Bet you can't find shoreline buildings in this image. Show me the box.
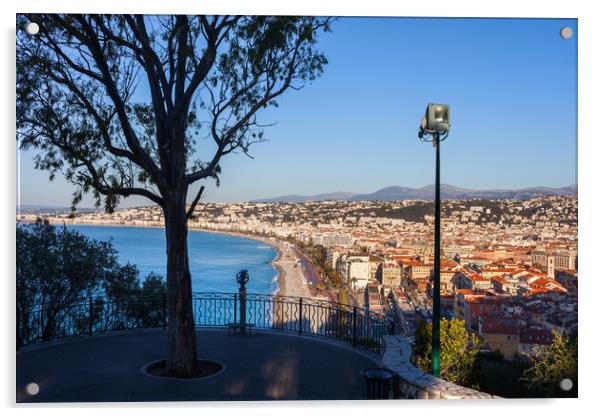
[18,195,577,360]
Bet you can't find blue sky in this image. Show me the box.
[17,17,577,207]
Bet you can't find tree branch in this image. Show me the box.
[186,185,205,219]
[61,15,165,190]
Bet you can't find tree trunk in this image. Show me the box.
[164,191,197,377]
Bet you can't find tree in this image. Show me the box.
[522,331,578,397]
[17,220,115,345]
[17,14,331,376]
[134,272,168,328]
[16,220,156,347]
[473,350,531,398]
[412,318,482,388]
[102,265,168,330]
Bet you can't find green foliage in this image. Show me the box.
[142,272,167,297]
[103,263,141,301]
[522,332,578,398]
[338,289,349,305]
[474,351,531,398]
[16,220,166,346]
[412,318,482,388]
[293,241,342,290]
[412,324,577,398]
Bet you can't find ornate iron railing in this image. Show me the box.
[18,292,394,354]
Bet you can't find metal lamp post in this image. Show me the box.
[236,269,250,335]
[418,103,450,378]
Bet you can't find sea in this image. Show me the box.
[65,225,280,294]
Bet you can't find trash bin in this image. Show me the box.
[361,367,395,399]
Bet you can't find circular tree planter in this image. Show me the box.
[141,359,226,380]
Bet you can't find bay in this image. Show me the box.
[66,225,279,294]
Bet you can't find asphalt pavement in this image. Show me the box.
[17,328,381,402]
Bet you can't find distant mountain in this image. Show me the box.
[254,191,357,203]
[350,184,578,201]
[311,191,358,200]
[253,184,577,203]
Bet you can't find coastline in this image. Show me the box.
[21,219,313,299]
[198,228,312,299]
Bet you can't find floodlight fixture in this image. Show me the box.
[426,103,450,133]
[418,103,450,144]
[415,102,452,379]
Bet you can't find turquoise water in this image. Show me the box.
[66,225,279,294]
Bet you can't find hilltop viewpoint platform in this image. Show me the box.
[17,328,381,402]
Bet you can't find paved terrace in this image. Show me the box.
[17,328,381,402]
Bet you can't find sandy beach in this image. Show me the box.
[200,229,312,299]
[270,239,313,299]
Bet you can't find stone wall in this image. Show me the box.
[382,335,501,399]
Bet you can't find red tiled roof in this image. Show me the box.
[491,275,509,284]
[469,273,488,282]
[520,328,553,345]
[481,317,519,336]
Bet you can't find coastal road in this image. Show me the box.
[291,247,319,290]
[289,246,340,303]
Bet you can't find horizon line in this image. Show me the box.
[17,182,578,210]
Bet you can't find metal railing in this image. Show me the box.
[18,292,394,353]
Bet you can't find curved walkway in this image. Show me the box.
[17,328,380,402]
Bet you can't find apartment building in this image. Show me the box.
[336,253,371,290]
[455,291,508,331]
[531,249,577,271]
[480,317,554,359]
[377,261,402,287]
[313,234,353,248]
